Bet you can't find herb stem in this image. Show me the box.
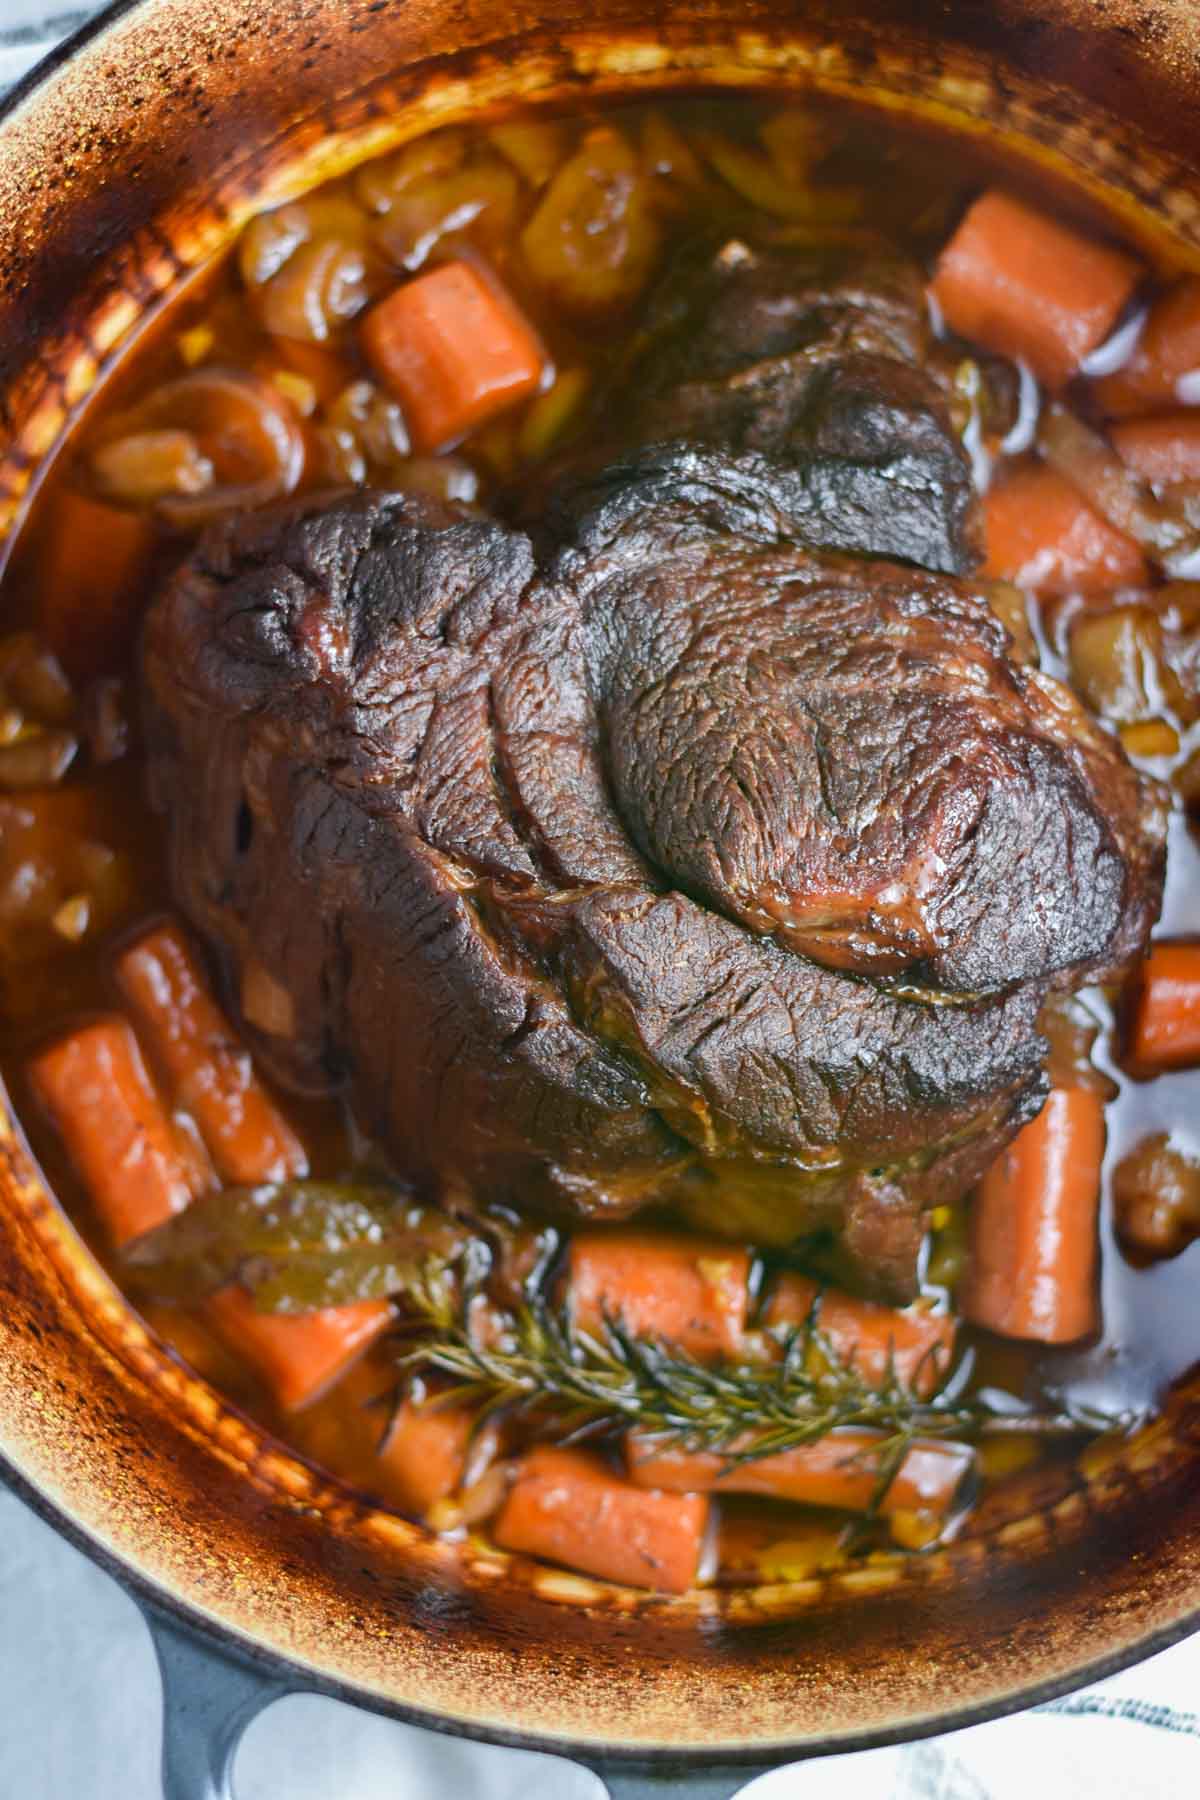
[391,1260,1130,1464]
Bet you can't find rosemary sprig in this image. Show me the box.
[393,1257,1129,1469]
[126,1173,1133,1470]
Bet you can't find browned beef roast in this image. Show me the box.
[141,468,1164,1297]
[140,238,1165,1296]
[554,442,1162,994]
[533,232,981,576]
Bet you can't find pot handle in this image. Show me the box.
[145,1604,292,1799]
[144,1597,779,1800]
[579,1760,779,1798]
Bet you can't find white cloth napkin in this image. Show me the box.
[0,3,89,89]
[1,5,1198,1795]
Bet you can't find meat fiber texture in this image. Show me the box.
[532,232,983,576]
[141,238,1165,1299]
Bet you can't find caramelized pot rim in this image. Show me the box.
[4,1435,1200,1768]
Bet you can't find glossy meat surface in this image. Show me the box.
[557,443,1163,992]
[141,242,1164,1297]
[541,232,982,576]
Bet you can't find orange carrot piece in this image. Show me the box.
[983,464,1148,596]
[764,1274,956,1398]
[38,487,156,681]
[1096,278,1200,415]
[493,1446,709,1593]
[627,1431,973,1521]
[566,1229,750,1361]
[1125,942,1200,1072]
[114,922,307,1186]
[376,1397,475,1517]
[1111,413,1200,487]
[360,260,545,453]
[27,1017,201,1247]
[931,190,1139,390]
[205,1286,391,1412]
[961,1088,1105,1344]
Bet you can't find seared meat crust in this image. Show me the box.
[141,238,1164,1297]
[538,232,982,575]
[142,472,1159,1295]
[557,444,1162,993]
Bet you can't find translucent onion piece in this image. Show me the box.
[394,456,479,505]
[693,130,862,223]
[354,130,467,215]
[115,369,305,527]
[1113,1132,1200,1262]
[325,380,411,469]
[1067,605,1180,725]
[640,112,707,188]
[982,579,1037,666]
[239,194,371,287]
[258,237,373,343]
[999,360,1040,458]
[371,160,520,272]
[239,202,311,287]
[80,678,128,766]
[490,119,567,188]
[91,429,214,506]
[0,632,74,724]
[1079,301,1148,378]
[0,729,78,790]
[759,109,829,180]
[521,127,662,315]
[1040,401,1200,570]
[242,959,296,1037]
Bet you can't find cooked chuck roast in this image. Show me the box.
[141,240,1165,1299]
[536,232,982,576]
[553,442,1161,993]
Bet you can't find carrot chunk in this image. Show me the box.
[931,190,1139,390]
[360,260,545,453]
[627,1431,972,1521]
[1111,413,1200,487]
[205,1286,391,1412]
[493,1446,709,1593]
[1096,278,1200,415]
[764,1274,956,1398]
[983,464,1148,596]
[38,488,156,681]
[1124,942,1200,1072]
[961,1088,1105,1344]
[114,922,307,1185]
[376,1397,475,1517]
[566,1230,750,1361]
[27,1017,201,1246]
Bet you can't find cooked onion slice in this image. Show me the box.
[91,429,214,506]
[0,729,78,790]
[96,369,305,528]
[241,958,296,1038]
[1039,401,1200,574]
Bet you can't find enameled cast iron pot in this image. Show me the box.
[3,2,1200,1794]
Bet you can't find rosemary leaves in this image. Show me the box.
[392,1256,1126,1468]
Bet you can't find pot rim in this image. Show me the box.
[2,0,1199,1766]
[5,1435,1199,1770]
